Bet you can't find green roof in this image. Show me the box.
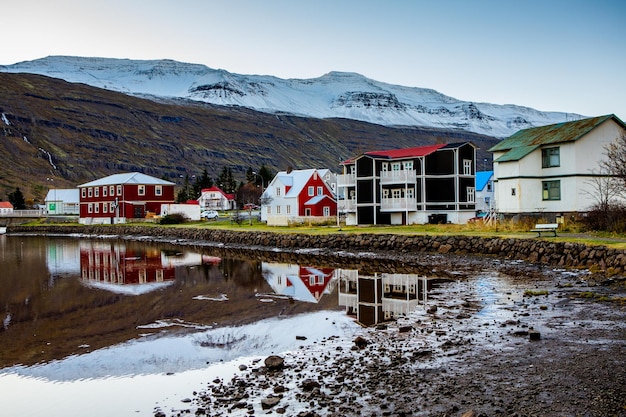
[489,114,625,162]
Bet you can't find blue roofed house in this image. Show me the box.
[475,171,494,213]
[489,114,626,218]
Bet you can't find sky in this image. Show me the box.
[2,0,625,120]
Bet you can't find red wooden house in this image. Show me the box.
[78,172,175,224]
[260,168,337,226]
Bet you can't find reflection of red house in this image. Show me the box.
[78,172,175,224]
[80,243,176,286]
[297,266,335,301]
[264,263,335,303]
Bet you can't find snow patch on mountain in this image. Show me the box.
[1,56,585,137]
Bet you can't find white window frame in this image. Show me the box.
[323,206,330,216]
[308,186,314,196]
[467,187,475,203]
[103,187,107,197]
[463,159,472,175]
[155,185,162,196]
[117,185,122,196]
[317,186,323,196]
[138,185,145,196]
[88,188,93,198]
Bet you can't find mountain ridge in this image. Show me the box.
[1,56,585,138]
[0,72,499,203]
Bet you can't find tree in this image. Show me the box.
[192,169,213,198]
[602,133,626,195]
[8,187,26,209]
[216,167,237,194]
[176,174,192,203]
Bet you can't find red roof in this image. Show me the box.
[200,186,235,200]
[365,143,446,159]
[0,202,13,209]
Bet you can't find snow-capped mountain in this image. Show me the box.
[0,56,584,137]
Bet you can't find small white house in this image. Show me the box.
[489,114,626,215]
[45,189,80,215]
[198,187,235,211]
[0,201,14,214]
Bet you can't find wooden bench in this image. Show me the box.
[530,223,558,237]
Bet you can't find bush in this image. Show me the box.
[582,204,626,233]
[159,213,187,225]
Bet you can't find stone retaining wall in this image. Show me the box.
[6,225,626,275]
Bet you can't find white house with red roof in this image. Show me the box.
[198,186,235,211]
[261,168,337,226]
[338,142,477,225]
[0,201,14,214]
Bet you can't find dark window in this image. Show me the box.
[542,147,560,168]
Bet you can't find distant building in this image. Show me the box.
[261,168,337,226]
[338,142,477,225]
[475,171,494,213]
[490,114,626,216]
[45,189,80,215]
[198,186,235,211]
[78,172,175,224]
[0,201,14,214]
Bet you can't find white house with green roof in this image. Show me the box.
[489,114,626,216]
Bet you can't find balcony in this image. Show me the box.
[380,197,417,212]
[380,169,416,184]
[337,173,356,187]
[338,199,356,212]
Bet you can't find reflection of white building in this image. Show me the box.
[45,189,80,215]
[337,270,430,326]
[46,239,81,277]
[262,262,336,303]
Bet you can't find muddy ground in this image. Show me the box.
[158,252,626,417]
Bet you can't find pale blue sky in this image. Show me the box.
[3,0,624,120]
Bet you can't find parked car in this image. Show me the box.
[201,210,219,220]
[243,203,260,210]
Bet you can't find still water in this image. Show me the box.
[0,234,445,416]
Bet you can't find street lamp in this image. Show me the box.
[252,171,265,190]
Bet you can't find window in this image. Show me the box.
[103,203,108,213]
[391,162,401,171]
[81,188,86,198]
[403,161,413,170]
[317,186,323,195]
[467,187,475,203]
[487,181,492,192]
[138,185,145,196]
[392,189,401,199]
[88,203,93,213]
[276,205,281,214]
[94,203,99,213]
[94,187,99,198]
[110,185,115,196]
[155,185,162,196]
[305,208,311,216]
[110,202,116,212]
[117,185,122,196]
[382,189,389,198]
[382,163,389,172]
[463,159,472,175]
[286,205,291,214]
[542,180,561,200]
[542,147,560,168]
[275,187,281,196]
[323,206,330,216]
[103,187,107,197]
[308,186,314,196]
[88,188,93,198]
[406,188,414,199]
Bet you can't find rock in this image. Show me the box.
[353,336,369,349]
[301,378,322,391]
[264,355,285,370]
[261,396,281,409]
[427,305,438,314]
[529,330,541,341]
[296,335,307,340]
[239,364,248,371]
[399,325,413,333]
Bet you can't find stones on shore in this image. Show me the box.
[264,355,285,371]
[353,335,369,349]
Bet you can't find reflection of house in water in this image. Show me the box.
[262,262,336,303]
[79,242,217,294]
[80,242,177,286]
[337,270,436,326]
[46,240,81,277]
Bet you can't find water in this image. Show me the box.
[0,235,449,416]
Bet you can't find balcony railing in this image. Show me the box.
[380,169,416,184]
[337,173,356,187]
[337,199,356,212]
[380,197,417,211]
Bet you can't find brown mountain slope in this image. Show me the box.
[0,73,499,203]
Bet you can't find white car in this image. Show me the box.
[201,210,219,220]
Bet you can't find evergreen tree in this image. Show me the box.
[8,187,26,209]
[217,167,237,193]
[192,169,213,198]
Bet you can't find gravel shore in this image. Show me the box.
[158,257,626,417]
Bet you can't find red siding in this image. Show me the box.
[297,175,337,217]
[79,183,175,219]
